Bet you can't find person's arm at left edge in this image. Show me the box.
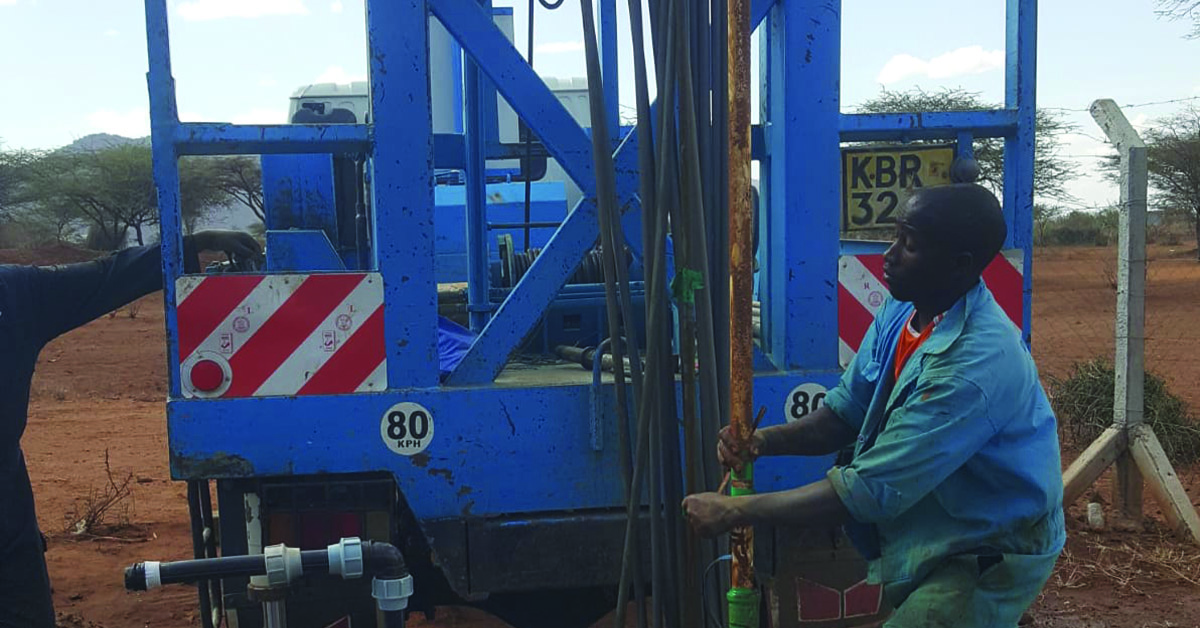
[29,230,261,343]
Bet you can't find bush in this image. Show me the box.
[1049,358,1200,465]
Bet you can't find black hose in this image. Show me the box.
[126,555,267,590]
[125,543,404,591]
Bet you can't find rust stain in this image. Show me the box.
[410,453,431,468]
[428,467,453,482]
[460,500,475,517]
[457,485,473,497]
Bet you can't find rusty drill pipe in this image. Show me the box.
[727,0,758,620]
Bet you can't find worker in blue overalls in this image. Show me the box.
[0,230,260,628]
[683,183,1064,627]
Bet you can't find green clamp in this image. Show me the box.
[670,268,704,305]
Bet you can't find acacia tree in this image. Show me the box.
[1144,107,1200,258]
[856,87,1079,202]
[212,156,264,222]
[1157,0,1200,37]
[23,145,229,249]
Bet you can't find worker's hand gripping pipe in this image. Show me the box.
[123,538,412,628]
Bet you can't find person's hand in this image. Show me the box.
[190,230,263,262]
[682,493,739,538]
[718,425,766,473]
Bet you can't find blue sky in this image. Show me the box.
[0,0,1197,210]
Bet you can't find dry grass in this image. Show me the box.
[1054,522,1200,596]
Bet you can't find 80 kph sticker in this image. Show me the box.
[380,402,435,456]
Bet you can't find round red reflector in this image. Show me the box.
[191,359,225,392]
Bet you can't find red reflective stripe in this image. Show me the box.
[224,275,363,397]
[838,284,876,351]
[983,254,1024,327]
[796,578,841,622]
[843,580,883,618]
[298,305,386,395]
[177,275,264,361]
[856,254,888,286]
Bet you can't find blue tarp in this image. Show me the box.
[437,316,475,380]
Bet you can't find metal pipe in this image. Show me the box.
[187,481,215,628]
[522,0,536,250]
[487,221,563,230]
[726,0,758,618]
[262,600,287,628]
[355,156,370,271]
[465,44,491,332]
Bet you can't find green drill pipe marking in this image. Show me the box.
[727,463,757,626]
[670,268,704,305]
[730,461,754,496]
[727,587,760,628]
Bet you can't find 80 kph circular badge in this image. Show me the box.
[784,383,828,423]
[380,402,435,456]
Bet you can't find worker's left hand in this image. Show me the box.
[190,230,263,262]
[682,492,739,538]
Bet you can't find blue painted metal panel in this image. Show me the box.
[174,123,370,156]
[838,110,1018,142]
[1005,0,1036,344]
[265,231,347,272]
[165,372,838,518]
[261,154,337,234]
[144,0,185,399]
[367,0,440,389]
[762,0,840,371]
[599,0,619,144]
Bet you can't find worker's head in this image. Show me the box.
[882,183,1006,304]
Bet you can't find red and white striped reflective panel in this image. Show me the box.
[175,273,386,398]
[837,250,1024,368]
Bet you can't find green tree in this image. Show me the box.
[1033,203,1062,246]
[1145,107,1200,258]
[1101,106,1200,259]
[21,145,232,249]
[856,87,1080,203]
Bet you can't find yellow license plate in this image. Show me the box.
[841,144,954,232]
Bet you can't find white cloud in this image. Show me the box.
[231,108,286,125]
[876,45,1004,85]
[258,77,279,87]
[104,29,120,37]
[535,41,585,55]
[330,1,343,12]
[0,0,17,6]
[177,0,309,21]
[315,65,366,84]
[86,108,150,138]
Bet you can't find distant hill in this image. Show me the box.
[61,133,151,153]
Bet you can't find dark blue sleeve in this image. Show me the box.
[29,241,199,342]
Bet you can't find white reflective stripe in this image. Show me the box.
[145,561,162,589]
[253,276,380,396]
[838,255,888,315]
[175,276,205,306]
[182,277,291,363]
[1001,248,1025,275]
[839,337,856,370]
[355,360,388,393]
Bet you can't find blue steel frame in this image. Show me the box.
[144,0,1036,571]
